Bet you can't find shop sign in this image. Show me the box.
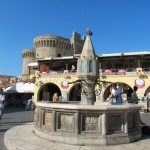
[134,79,145,88]
[61,81,69,89]
[42,78,59,83]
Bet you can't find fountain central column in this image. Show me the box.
[77,29,99,105]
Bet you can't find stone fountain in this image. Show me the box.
[33,29,141,146]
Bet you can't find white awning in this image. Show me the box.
[4,82,34,93]
[27,62,38,67]
[3,86,16,93]
[98,51,150,57]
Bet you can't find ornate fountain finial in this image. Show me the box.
[86,28,93,36]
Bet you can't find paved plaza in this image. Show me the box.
[0,107,34,150]
[0,107,150,150]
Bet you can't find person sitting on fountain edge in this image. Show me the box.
[108,83,122,104]
[52,92,59,102]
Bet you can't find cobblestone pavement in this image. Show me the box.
[0,107,34,150]
[0,107,150,150]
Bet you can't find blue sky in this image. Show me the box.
[0,0,150,76]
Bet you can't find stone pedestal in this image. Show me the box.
[34,102,141,146]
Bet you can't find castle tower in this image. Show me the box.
[70,31,85,54]
[22,48,35,75]
[34,34,74,58]
[21,31,85,76]
[77,29,99,105]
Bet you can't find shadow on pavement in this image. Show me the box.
[0,120,33,125]
[142,125,150,135]
[3,107,33,114]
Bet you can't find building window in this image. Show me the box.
[58,54,61,57]
[81,60,84,73]
[89,60,93,72]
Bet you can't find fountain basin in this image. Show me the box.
[34,102,141,145]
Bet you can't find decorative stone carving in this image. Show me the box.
[108,114,122,133]
[34,103,141,145]
[82,85,92,99]
[82,114,99,132]
[59,114,74,131]
[43,111,52,125]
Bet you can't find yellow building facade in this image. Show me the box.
[33,67,150,103]
[23,31,150,102]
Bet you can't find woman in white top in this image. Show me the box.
[0,93,5,119]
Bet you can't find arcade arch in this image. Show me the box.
[37,83,61,101]
[103,82,132,100]
[145,86,150,95]
[69,83,81,101]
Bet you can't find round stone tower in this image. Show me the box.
[34,34,74,58]
[22,48,35,75]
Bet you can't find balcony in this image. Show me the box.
[37,68,150,78]
[101,68,150,76]
[39,70,77,77]
[101,69,132,75]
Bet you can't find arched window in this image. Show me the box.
[47,40,49,47]
[53,40,55,47]
[89,60,93,72]
[41,40,43,47]
[81,60,85,73]
[44,40,46,46]
[50,40,52,47]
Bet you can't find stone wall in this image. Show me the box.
[22,48,35,75]
[22,31,84,75]
[34,35,74,58]
[34,102,141,145]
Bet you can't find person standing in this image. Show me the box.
[131,86,139,104]
[109,83,122,104]
[0,92,5,120]
[146,92,150,113]
[71,65,75,71]
[127,87,133,103]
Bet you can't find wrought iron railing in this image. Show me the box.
[101,68,150,75]
[40,70,77,77]
[39,68,150,77]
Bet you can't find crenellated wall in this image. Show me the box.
[34,35,73,58]
[22,31,85,75]
[22,48,35,75]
